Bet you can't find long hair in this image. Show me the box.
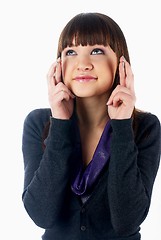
[57,12,130,90]
[43,13,141,147]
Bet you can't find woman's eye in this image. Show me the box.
[91,48,104,55]
[66,49,76,56]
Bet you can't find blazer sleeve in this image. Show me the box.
[22,109,74,228]
[108,113,161,236]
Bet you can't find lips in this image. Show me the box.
[74,75,97,82]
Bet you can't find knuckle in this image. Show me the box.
[57,82,64,88]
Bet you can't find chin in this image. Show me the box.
[74,92,98,98]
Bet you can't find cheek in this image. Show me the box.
[61,66,70,87]
[111,57,118,75]
[61,60,66,78]
[61,60,74,84]
[61,59,72,76]
[61,61,69,84]
[105,60,117,80]
[99,63,113,80]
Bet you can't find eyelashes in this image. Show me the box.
[65,47,105,56]
[91,48,104,55]
[66,49,76,56]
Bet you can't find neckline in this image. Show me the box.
[71,120,111,197]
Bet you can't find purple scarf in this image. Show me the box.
[71,121,111,197]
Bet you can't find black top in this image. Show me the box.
[22,108,161,240]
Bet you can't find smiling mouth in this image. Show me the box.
[74,76,97,82]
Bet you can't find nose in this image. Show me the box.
[77,57,93,71]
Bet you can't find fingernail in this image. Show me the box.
[56,57,61,63]
[121,56,126,68]
[122,55,126,61]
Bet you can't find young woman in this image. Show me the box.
[22,12,161,240]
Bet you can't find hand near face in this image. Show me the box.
[107,56,136,120]
[47,58,75,119]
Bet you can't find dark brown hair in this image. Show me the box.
[43,13,141,148]
[57,12,130,89]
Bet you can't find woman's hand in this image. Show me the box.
[47,58,75,119]
[107,56,136,120]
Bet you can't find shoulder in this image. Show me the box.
[134,110,161,144]
[24,108,51,124]
[23,108,51,134]
[135,110,160,129]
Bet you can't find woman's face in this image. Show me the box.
[61,43,118,98]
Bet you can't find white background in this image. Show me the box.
[0,0,160,239]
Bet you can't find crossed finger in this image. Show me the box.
[47,58,62,88]
[119,56,134,92]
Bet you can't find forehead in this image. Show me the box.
[57,13,127,60]
[62,29,110,48]
[68,38,109,47]
[59,15,113,51]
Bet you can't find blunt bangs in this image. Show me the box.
[57,13,124,57]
